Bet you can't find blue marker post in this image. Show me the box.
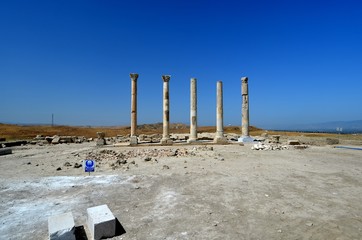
[84,159,95,176]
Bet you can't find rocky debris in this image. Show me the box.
[34,135,45,140]
[198,133,214,140]
[270,135,281,144]
[288,140,300,145]
[226,133,239,141]
[74,163,82,168]
[162,165,170,170]
[85,146,214,163]
[64,162,72,167]
[326,138,339,145]
[251,143,288,151]
[56,167,62,171]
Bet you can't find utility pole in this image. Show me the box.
[52,114,54,127]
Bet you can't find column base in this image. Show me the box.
[238,136,254,143]
[213,137,228,144]
[129,136,138,145]
[187,138,197,144]
[160,138,173,145]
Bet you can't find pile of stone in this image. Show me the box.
[30,135,91,145]
[86,146,214,162]
[251,139,308,150]
[251,142,289,151]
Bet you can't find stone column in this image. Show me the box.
[129,73,138,145]
[161,75,173,145]
[238,76,254,142]
[188,78,197,143]
[214,81,227,144]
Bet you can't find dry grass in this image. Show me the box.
[0,123,360,141]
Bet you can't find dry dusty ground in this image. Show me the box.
[0,140,362,240]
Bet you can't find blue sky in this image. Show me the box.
[1,0,361,129]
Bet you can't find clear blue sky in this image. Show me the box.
[1,0,361,129]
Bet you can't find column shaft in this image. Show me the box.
[161,75,172,144]
[214,81,227,143]
[241,77,249,136]
[188,78,197,142]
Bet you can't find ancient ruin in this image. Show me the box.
[214,81,228,144]
[238,77,254,142]
[161,75,173,145]
[188,78,198,143]
[129,73,139,145]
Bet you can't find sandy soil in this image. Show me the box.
[0,141,362,240]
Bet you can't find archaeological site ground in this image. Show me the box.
[0,123,362,240]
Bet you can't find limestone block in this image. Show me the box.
[87,204,116,240]
[96,138,106,146]
[52,136,60,144]
[129,136,138,145]
[48,212,75,240]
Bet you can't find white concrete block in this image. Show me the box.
[48,212,76,240]
[87,204,116,240]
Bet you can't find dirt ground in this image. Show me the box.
[0,139,362,240]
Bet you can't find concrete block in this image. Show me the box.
[0,148,12,155]
[87,204,116,240]
[48,212,76,240]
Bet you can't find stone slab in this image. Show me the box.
[87,204,116,240]
[0,148,12,156]
[48,212,76,240]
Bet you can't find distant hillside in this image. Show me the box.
[283,120,362,133]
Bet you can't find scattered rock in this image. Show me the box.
[306,222,314,227]
[74,163,82,168]
[27,162,32,165]
[64,162,72,167]
[144,157,152,162]
[163,165,170,170]
[116,159,127,165]
[56,167,62,171]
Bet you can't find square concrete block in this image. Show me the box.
[87,204,116,240]
[48,212,76,240]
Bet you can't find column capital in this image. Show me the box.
[130,73,139,81]
[162,75,171,82]
[241,77,248,83]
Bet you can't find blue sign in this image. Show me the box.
[84,160,95,172]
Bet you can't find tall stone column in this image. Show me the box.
[129,73,138,145]
[214,81,228,144]
[188,78,198,143]
[161,75,173,145]
[238,76,254,142]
